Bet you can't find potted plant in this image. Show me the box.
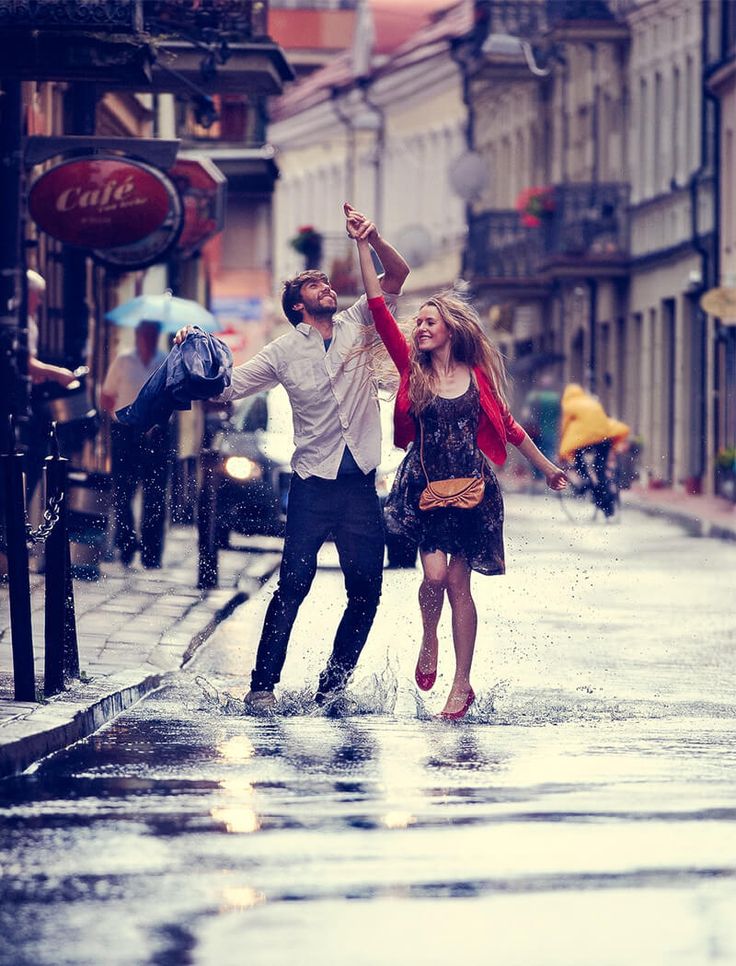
[515,186,555,228]
[290,225,323,269]
[715,446,736,501]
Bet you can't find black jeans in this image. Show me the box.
[250,471,384,694]
[111,424,170,567]
[574,439,614,516]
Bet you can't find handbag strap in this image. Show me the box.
[418,415,486,485]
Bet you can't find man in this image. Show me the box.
[23,271,78,502]
[176,203,409,711]
[100,320,169,567]
[26,271,77,390]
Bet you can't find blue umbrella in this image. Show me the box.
[105,291,217,332]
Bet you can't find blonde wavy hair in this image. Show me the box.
[342,292,510,412]
[407,292,509,413]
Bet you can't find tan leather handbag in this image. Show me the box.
[417,418,486,511]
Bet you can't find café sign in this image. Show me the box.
[28,157,176,249]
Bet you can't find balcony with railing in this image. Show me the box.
[144,0,269,38]
[485,0,619,40]
[0,0,292,93]
[466,212,546,284]
[465,182,630,286]
[482,1,626,64]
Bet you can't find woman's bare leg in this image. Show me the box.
[416,549,448,675]
[441,555,477,714]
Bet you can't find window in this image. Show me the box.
[685,55,694,174]
[638,78,648,200]
[654,72,663,193]
[672,66,681,186]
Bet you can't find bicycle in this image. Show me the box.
[557,446,622,523]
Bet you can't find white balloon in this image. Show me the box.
[448,151,489,202]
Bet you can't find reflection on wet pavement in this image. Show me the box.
[2,674,736,966]
[2,500,736,965]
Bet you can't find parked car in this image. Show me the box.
[210,385,294,544]
[209,386,418,567]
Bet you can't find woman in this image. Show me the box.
[350,212,566,719]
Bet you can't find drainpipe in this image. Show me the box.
[690,0,720,484]
[331,88,356,205]
[588,42,600,184]
[587,276,598,394]
[587,41,600,396]
[356,78,385,229]
[449,38,477,279]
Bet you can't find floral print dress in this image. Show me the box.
[384,378,506,576]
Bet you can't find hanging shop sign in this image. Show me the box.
[92,177,184,271]
[28,157,176,249]
[169,157,226,256]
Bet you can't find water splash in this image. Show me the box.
[193,661,402,719]
[193,667,513,724]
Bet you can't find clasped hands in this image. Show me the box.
[344,202,377,244]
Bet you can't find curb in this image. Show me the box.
[622,494,736,543]
[0,668,166,779]
[0,553,281,780]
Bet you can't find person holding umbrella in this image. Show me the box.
[102,292,220,567]
[100,319,168,567]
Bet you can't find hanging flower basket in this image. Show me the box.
[515,186,555,228]
[290,225,323,268]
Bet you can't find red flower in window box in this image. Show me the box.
[516,186,555,226]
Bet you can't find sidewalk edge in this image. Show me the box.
[0,670,166,780]
[622,494,736,542]
[0,561,279,780]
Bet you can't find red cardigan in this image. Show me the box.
[368,296,525,466]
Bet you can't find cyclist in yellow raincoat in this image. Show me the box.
[559,384,629,517]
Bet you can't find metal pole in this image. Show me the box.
[1,79,29,424]
[588,277,598,395]
[61,84,98,369]
[1,417,36,701]
[44,426,78,695]
[197,447,219,589]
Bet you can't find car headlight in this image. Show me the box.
[224,456,262,481]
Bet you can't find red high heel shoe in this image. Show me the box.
[415,664,437,691]
[439,688,475,720]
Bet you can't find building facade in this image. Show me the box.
[462,0,730,495]
[269,1,473,310]
[706,0,736,495]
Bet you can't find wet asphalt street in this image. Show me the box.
[1,494,736,966]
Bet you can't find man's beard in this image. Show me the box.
[305,294,336,320]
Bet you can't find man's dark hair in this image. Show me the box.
[281,270,330,326]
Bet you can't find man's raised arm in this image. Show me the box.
[343,203,409,295]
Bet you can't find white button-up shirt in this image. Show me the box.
[220,293,398,479]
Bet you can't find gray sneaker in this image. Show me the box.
[243,689,276,713]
